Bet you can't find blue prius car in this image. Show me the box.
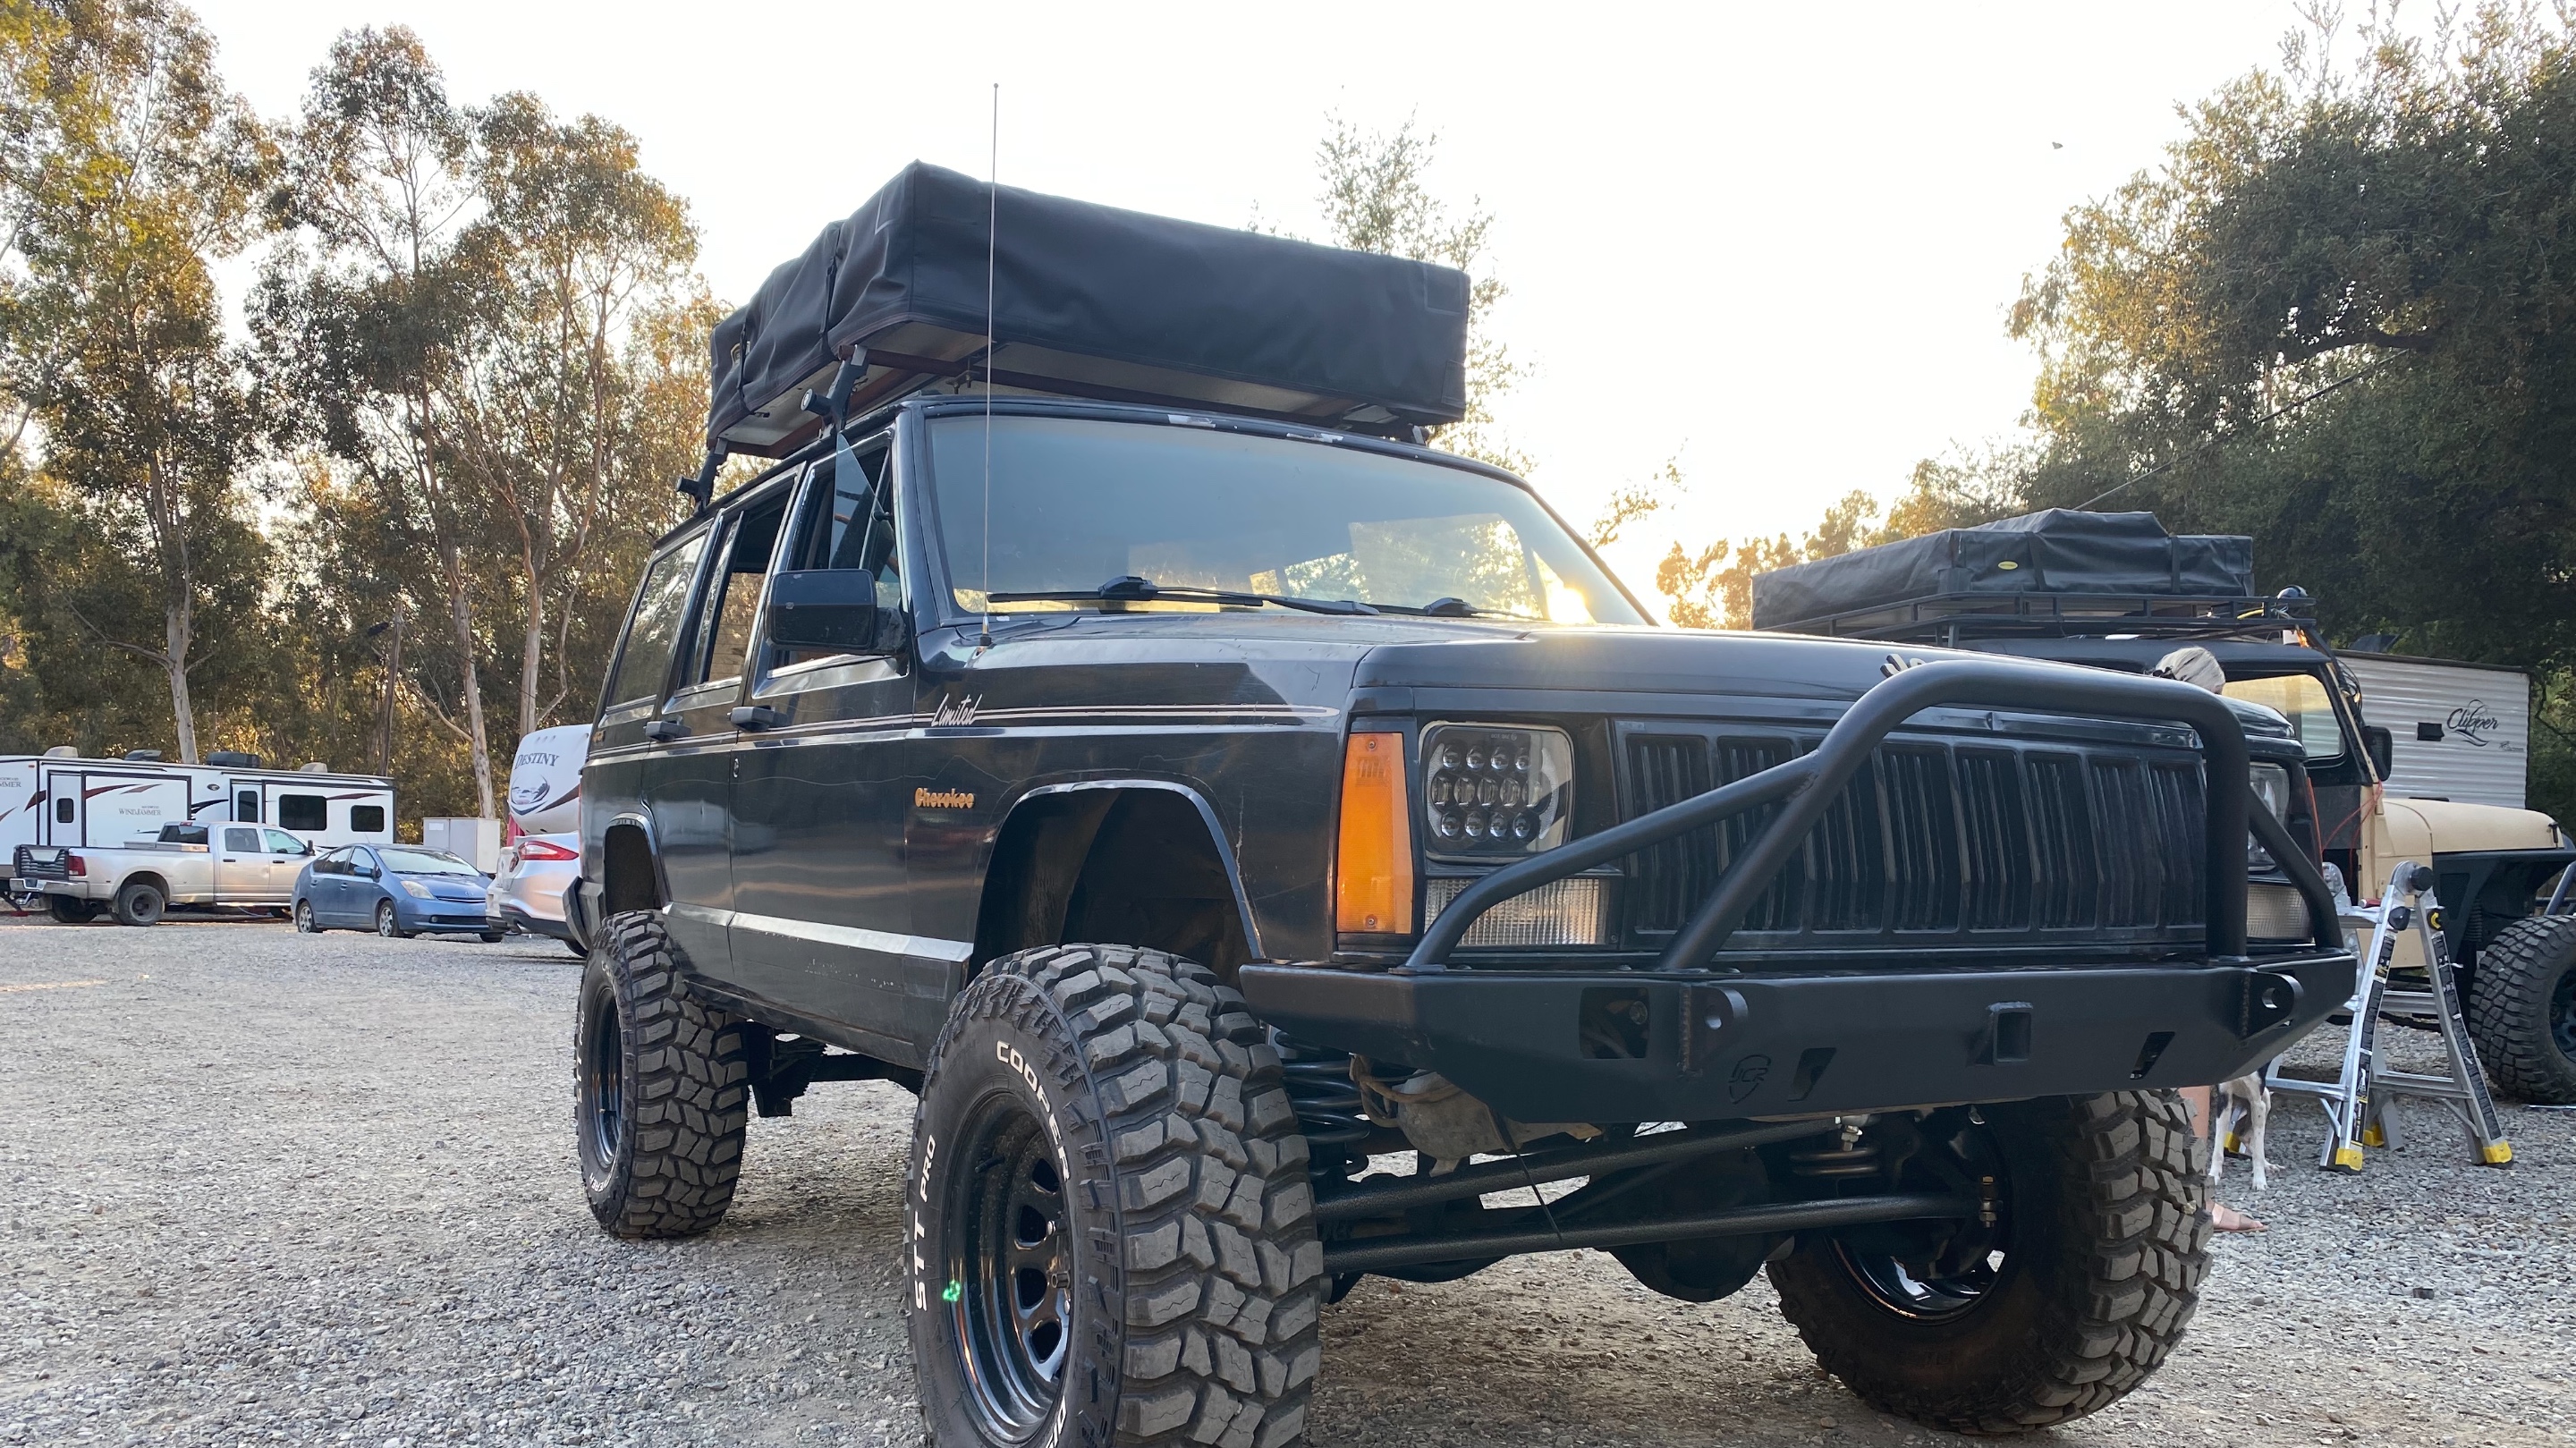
[293,844,501,940]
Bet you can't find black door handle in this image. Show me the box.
[730,706,787,731]
[642,718,688,741]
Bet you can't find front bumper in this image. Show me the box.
[1241,951,2355,1122]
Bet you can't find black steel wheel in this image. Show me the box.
[573,910,750,1237]
[940,1091,1074,1439]
[910,944,1324,1448]
[1768,1093,2210,1435]
[375,899,410,938]
[2467,914,2576,1104]
[47,895,97,925]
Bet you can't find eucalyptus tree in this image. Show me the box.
[2,0,267,764]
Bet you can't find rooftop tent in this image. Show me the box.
[1749,509,2258,632]
[706,161,1472,455]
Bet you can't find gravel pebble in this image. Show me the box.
[2,917,2570,1446]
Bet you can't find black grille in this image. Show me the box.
[1620,727,2206,953]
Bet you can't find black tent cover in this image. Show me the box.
[1749,509,2258,631]
[706,162,1471,454]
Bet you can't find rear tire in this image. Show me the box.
[1768,1091,2210,1434]
[2467,914,2576,1104]
[564,938,589,958]
[47,895,98,925]
[293,899,321,933]
[909,944,1324,1448]
[575,910,751,1238]
[479,929,506,943]
[113,880,165,927]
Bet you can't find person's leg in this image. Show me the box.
[2182,1084,2265,1232]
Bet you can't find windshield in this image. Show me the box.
[2220,671,2347,761]
[925,416,1642,623]
[377,848,480,876]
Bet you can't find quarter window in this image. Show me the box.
[277,794,327,831]
[605,530,710,708]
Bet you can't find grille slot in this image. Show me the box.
[1619,727,2205,953]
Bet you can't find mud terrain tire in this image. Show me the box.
[2468,914,2576,1104]
[1768,1091,2210,1434]
[575,910,751,1238]
[909,944,1324,1448]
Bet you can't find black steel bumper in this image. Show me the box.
[1241,951,2354,1122]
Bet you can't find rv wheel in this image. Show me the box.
[112,880,165,927]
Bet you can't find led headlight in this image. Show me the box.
[2247,762,2292,868]
[1420,724,1572,859]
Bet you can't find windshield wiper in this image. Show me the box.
[986,576,1504,619]
[987,575,1386,616]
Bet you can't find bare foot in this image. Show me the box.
[2210,1204,2267,1233]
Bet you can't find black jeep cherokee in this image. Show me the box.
[566,165,2352,1448]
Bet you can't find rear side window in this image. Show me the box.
[225,826,260,851]
[349,804,386,834]
[277,794,326,831]
[606,531,710,708]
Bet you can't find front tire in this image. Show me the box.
[113,880,165,927]
[1768,1092,2210,1435]
[910,944,1324,1448]
[2467,914,2576,1104]
[575,910,751,1238]
[376,900,411,938]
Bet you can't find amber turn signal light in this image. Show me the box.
[1335,729,1415,936]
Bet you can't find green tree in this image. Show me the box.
[0,0,267,764]
[1295,114,1527,473]
[2005,2,2576,818]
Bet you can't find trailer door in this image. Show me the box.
[75,773,190,844]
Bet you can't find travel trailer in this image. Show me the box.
[3,749,393,908]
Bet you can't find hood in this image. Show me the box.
[1355,625,2081,703]
[2384,795,2563,853]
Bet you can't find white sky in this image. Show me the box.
[191,0,2311,599]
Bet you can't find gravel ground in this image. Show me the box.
[3,916,2571,1448]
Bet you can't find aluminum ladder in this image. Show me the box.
[2266,861,2512,1172]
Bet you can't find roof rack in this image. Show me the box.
[1774,590,2319,645]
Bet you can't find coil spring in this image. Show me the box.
[1269,1029,1371,1166]
[1789,1124,1884,1179]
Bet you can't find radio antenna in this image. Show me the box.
[978,82,998,653]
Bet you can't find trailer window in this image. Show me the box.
[349,804,386,834]
[55,797,72,824]
[2221,672,2346,762]
[234,790,259,822]
[605,530,709,708]
[277,794,327,831]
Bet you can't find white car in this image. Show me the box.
[486,832,582,953]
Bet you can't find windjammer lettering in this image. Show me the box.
[914,786,976,809]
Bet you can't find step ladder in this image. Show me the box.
[2265,862,2512,1173]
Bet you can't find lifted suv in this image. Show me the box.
[571,388,2352,1444]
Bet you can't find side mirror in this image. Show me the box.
[2362,724,2394,781]
[766,570,885,653]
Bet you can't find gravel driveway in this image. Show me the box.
[4,917,2571,1448]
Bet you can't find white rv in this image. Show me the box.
[4,749,394,907]
[2339,652,2536,810]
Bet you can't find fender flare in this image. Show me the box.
[596,809,673,916]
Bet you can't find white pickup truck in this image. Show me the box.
[12,822,316,926]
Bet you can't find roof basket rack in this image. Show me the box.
[1776,590,2319,645]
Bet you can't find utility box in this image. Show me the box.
[422,817,503,873]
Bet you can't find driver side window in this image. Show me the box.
[773,439,900,668]
[693,490,793,686]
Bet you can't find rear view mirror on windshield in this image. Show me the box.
[765,570,883,653]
